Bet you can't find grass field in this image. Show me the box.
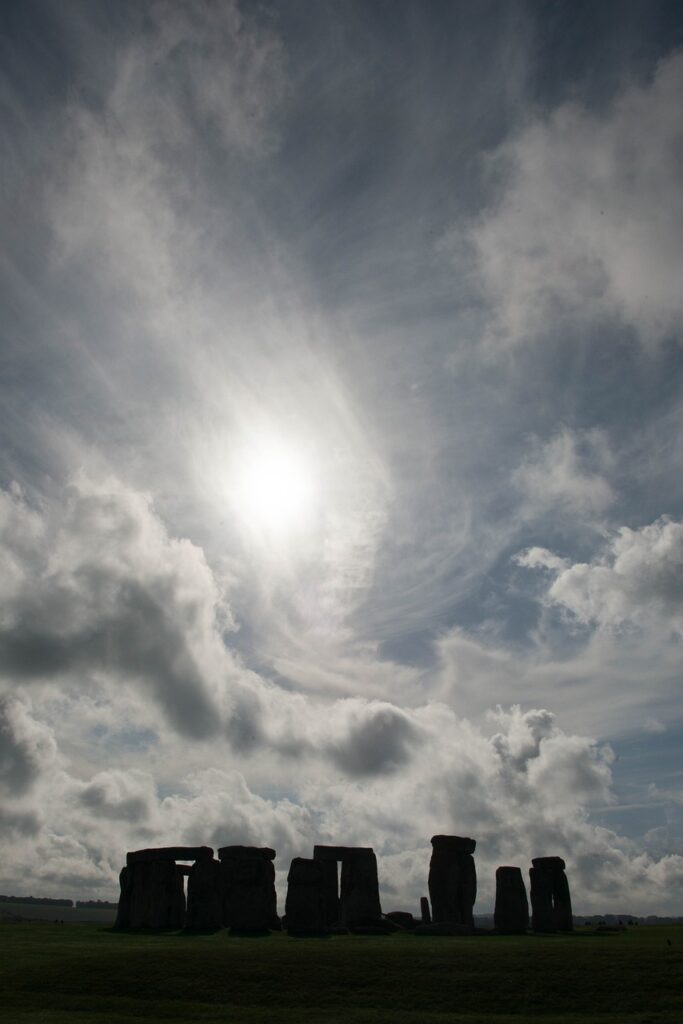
[1,922,681,1024]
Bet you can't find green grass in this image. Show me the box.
[1,923,681,1024]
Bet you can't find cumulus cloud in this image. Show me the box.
[518,515,683,633]
[326,700,422,777]
[0,477,235,738]
[471,50,683,347]
[0,478,443,779]
[0,688,679,915]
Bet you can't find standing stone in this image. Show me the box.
[126,859,186,929]
[494,866,529,933]
[318,859,340,926]
[552,865,573,931]
[114,866,132,929]
[285,857,327,933]
[185,858,223,931]
[314,845,382,927]
[218,846,278,930]
[420,896,431,924]
[339,849,382,926]
[530,857,573,933]
[428,835,477,931]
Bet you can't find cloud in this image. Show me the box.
[0,477,234,738]
[0,687,679,914]
[53,0,286,298]
[513,428,614,520]
[471,50,683,347]
[326,700,422,777]
[0,478,445,779]
[0,695,57,797]
[77,770,157,823]
[518,515,683,633]
[515,547,569,573]
[434,621,681,740]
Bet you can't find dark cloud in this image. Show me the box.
[78,771,154,823]
[0,696,56,796]
[330,702,421,777]
[0,481,228,739]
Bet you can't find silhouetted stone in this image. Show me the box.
[125,859,185,929]
[529,866,553,932]
[127,846,213,865]
[314,845,382,927]
[318,859,340,926]
[552,866,573,931]
[185,858,222,931]
[114,866,132,929]
[420,896,431,924]
[218,845,275,861]
[494,866,529,934]
[339,848,382,926]
[532,856,565,870]
[530,857,573,932]
[219,846,278,930]
[428,835,477,931]
[386,911,416,929]
[285,857,326,934]
[314,844,373,861]
[431,835,476,855]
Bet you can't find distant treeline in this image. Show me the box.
[75,900,118,909]
[0,895,73,907]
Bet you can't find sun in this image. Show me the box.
[230,435,319,540]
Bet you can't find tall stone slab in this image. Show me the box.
[185,858,223,931]
[314,845,382,926]
[114,866,132,929]
[494,866,529,933]
[125,859,186,929]
[218,846,278,930]
[318,859,340,926]
[428,835,477,931]
[285,857,326,933]
[552,864,573,931]
[339,849,382,926]
[530,857,573,932]
[420,896,431,924]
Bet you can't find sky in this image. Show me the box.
[1,0,682,915]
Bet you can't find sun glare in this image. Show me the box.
[231,436,318,540]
